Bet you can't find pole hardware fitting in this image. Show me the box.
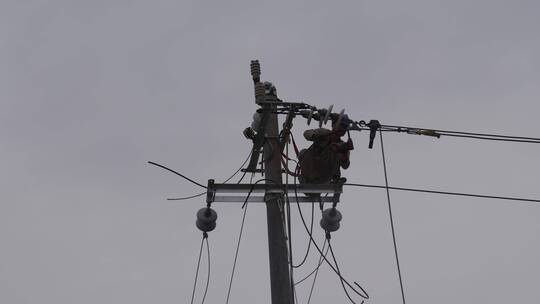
[367,119,381,149]
[320,207,342,233]
[206,179,216,205]
[196,206,218,233]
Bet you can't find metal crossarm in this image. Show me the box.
[212,195,338,203]
[205,179,343,204]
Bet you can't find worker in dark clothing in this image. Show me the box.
[298,115,353,185]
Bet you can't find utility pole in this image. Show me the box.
[198,61,341,303]
[255,61,293,304]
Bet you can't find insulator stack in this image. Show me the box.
[255,82,266,104]
[250,60,261,83]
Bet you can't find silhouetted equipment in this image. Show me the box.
[196,207,217,232]
[320,207,343,232]
[367,120,381,149]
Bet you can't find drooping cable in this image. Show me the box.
[284,141,296,304]
[190,233,209,304]
[294,238,329,286]
[293,164,369,302]
[168,150,252,200]
[343,183,540,204]
[379,130,406,304]
[378,123,540,144]
[168,192,206,201]
[223,150,253,183]
[200,237,211,304]
[306,238,328,304]
[327,236,368,304]
[293,199,315,269]
[225,177,269,304]
[148,161,207,189]
[380,123,540,142]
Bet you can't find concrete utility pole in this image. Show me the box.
[201,61,340,303]
[263,99,293,304]
[251,60,293,304]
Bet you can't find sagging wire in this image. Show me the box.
[190,232,211,304]
[225,177,273,304]
[292,199,315,269]
[284,140,296,304]
[148,161,207,189]
[327,236,370,303]
[294,237,329,286]
[377,123,540,144]
[168,150,253,200]
[293,163,369,303]
[379,130,406,304]
[307,239,328,304]
[342,184,540,204]
[168,192,206,201]
[201,236,211,304]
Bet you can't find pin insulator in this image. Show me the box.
[196,207,217,232]
[320,207,342,232]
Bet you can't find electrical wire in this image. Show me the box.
[224,150,253,183]
[190,233,209,304]
[380,123,540,141]
[225,177,269,304]
[328,237,367,304]
[307,239,328,304]
[168,150,252,200]
[293,199,315,269]
[294,238,329,286]
[293,164,369,302]
[343,183,540,204]
[201,237,211,304]
[168,192,206,201]
[284,141,296,304]
[379,131,406,304]
[148,161,207,189]
[378,124,540,144]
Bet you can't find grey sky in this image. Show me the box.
[1,0,539,303]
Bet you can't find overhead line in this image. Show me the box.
[344,183,540,204]
[380,124,540,142]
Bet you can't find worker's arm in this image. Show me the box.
[340,151,350,169]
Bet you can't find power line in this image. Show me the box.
[379,124,540,144]
[167,151,252,200]
[168,192,206,201]
[225,176,267,304]
[190,233,209,304]
[148,161,207,189]
[201,237,211,304]
[328,238,368,304]
[292,201,315,269]
[343,183,540,204]
[294,237,329,286]
[307,238,328,304]
[380,123,540,141]
[292,165,369,303]
[379,131,407,304]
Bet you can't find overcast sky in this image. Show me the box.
[1,1,539,303]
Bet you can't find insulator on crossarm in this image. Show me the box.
[196,207,217,232]
[320,207,342,232]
